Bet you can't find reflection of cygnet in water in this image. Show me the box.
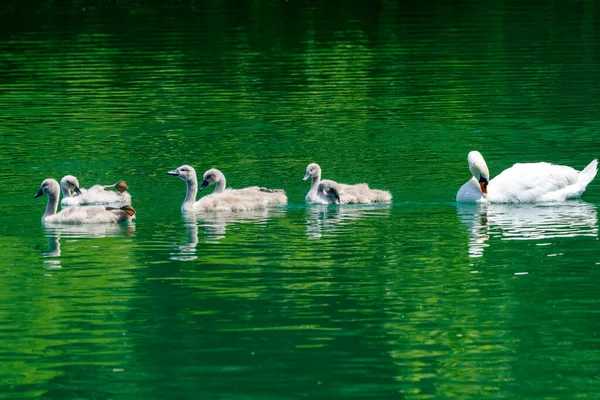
[43,223,136,239]
[41,223,136,268]
[306,203,391,239]
[457,202,598,257]
[43,235,62,269]
[170,209,283,258]
[195,208,279,241]
[170,214,199,261]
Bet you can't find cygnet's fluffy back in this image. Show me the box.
[196,168,287,212]
[317,180,392,204]
[303,163,392,204]
[60,175,132,206]
[196,187,287,212]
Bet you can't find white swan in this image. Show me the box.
[35,179,136,224]
[457,151,598,203]
[60,175,131,206]
[302,163,392,204]
[167,165,287,212]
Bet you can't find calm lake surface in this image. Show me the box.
[1,1,600,399]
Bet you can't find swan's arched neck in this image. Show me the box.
[61,186,72,198]
[182,178,198,212]
[212,176,226,194]
[43,191,59,221]
[308,174,321,200]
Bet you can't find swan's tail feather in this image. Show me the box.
[580,159,598,187]
[371,189,393,203]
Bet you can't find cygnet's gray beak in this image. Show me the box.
[34,188,43,198]
[167,169,179,176]
[199,180,209,191]
[74,186,82,195]
[302,171,311,181]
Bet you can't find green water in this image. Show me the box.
[1,2,600,399]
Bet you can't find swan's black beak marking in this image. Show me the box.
[74,186,82,195]
[199,180,209,191]
[34,188,43,198]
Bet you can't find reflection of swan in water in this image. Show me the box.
[170,214,199,261]
[306,204,391,239]
[195,208,284,241]
[169,209,285,259]
[457,202,598,257]
[42,224,136,268]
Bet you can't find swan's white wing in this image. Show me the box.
[457,177,483,202]
[487,162,579,203]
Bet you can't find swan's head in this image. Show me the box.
[467,151,490,194]
[303,163,321,181]
[318,180,341,204]
[167,165,197,182]
[35,179,60,199]
[60,175,82,195]
[199,168,225,191]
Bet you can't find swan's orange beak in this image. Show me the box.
[478,176,489,195]
[479,182,488,194]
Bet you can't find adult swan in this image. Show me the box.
[457,151,597,203]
